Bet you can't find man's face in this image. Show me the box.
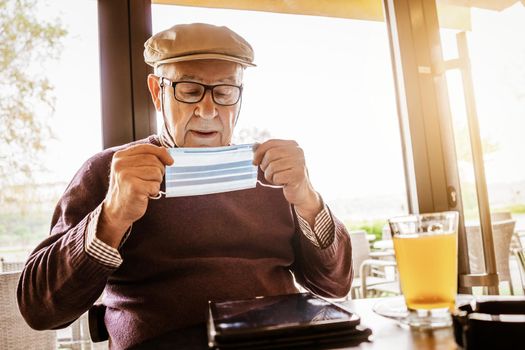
[154,59,243,147]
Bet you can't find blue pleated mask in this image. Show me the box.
[165,144,258,197]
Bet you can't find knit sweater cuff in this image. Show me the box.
[68,213,120,279]
[84,204,124,268]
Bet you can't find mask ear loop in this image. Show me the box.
[256,179,284,189]
[149,191,166,200]
[150,77,174,200]
[159,77,177,147]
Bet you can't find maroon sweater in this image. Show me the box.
[17,136,353,349]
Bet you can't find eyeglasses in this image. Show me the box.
[160,77,243,106]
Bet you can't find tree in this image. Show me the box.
[234,127,272,144]
[0,0,66,208]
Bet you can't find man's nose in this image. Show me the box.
[195,90,218,120]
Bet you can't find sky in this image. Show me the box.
[26,0,525,220]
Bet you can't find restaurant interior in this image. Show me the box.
[1,0,524,349]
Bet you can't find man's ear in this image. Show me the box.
[147,74,161,112]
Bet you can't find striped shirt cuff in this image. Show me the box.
[295,205,335,249]
[84,204,125,268]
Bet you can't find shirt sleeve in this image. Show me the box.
[85,204,121,267]
[290,203,353,298]
[294,205,335,249]
[85,203,133,268]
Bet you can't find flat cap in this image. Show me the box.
[144,23,255,68]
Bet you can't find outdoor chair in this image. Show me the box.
[0,258,25,273]
[348,230,400,299]
[0,271,56,349]
[490,211,512,221]
[56,312,94,350]
[510,225,525,294]
[466,219,516,294]
[512,247,525,294]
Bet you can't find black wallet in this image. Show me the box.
[207,292,372,349]
[452,298,525,350]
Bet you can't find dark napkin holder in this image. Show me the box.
[452,298,525,350]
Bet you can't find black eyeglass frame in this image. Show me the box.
[159,77,243,106]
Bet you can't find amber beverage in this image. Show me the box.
[393,231,457,310]
[388,211,459,328]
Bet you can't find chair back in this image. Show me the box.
[0,259,25,273]
[0,271,56,349]
[491,212,512,222]
[349,230,371,278]
[466,219,516,282]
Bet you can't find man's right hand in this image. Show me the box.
[97,144,173,248]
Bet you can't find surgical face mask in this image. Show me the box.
[150,144,281,199]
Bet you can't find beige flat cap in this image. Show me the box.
[144,23,255,68]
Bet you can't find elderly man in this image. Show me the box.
[18,23,352,349]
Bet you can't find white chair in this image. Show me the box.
[466,219,516,294]
[0,271,56,349]
[349,230,400,299]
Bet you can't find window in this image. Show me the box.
[151,5,408,239]
[0,0,102,263]
[440,4,525,229]
[438,3,525,294]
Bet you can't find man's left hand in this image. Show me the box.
[253,139,323,225]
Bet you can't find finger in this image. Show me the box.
[262,157,296,179]
[260,148,285,171]
[271,169,295,186]
[117,144,174,165]
[264,157,296,183]
[125,166,164,183]
[115,154,168,168]
[117,166,163,189]
[253,139,298,165]
[144,180,161,198]
[126,179,161,200]
[112,156,166,180]
[259,145,302,171]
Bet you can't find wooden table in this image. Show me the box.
[340,298,456,350]
[132,297,458,349]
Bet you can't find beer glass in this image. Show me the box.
[388,211,459,328]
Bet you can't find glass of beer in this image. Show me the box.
[388,211,459,329]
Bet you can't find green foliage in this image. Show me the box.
[0,211,51,247]
[0,0,67,206]
[498,204,525,214]
[346,219,386,241]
